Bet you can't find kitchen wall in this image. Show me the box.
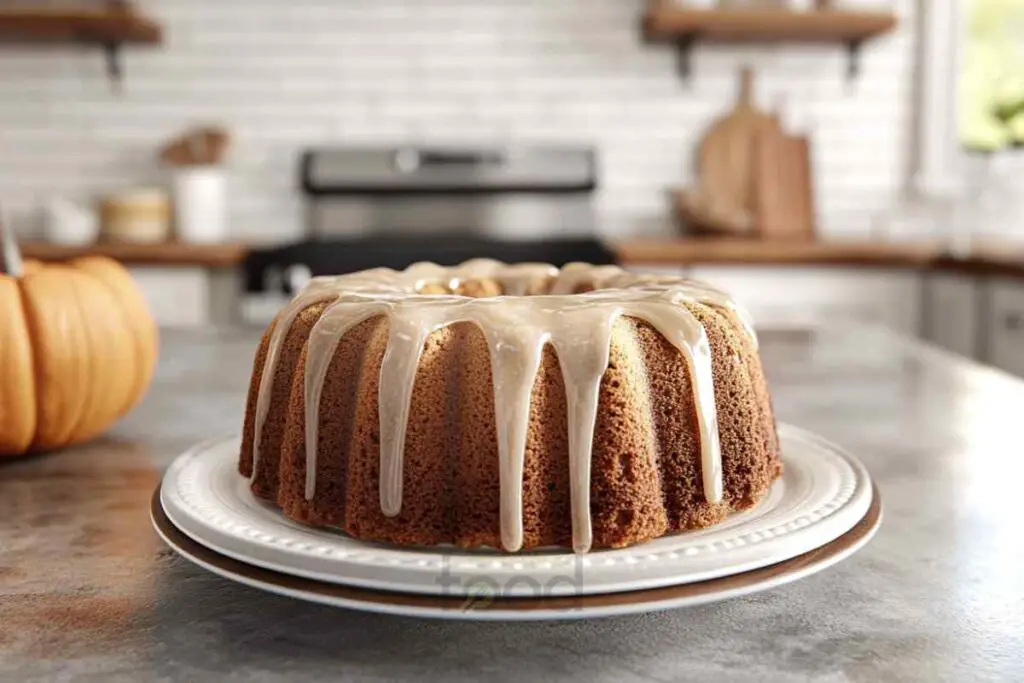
[0,0,916,242]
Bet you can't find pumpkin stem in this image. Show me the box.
[0,205,23,277]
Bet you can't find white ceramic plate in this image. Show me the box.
[158,423,873,598]
[152,485,881,621]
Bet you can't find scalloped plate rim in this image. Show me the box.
[151,486,882,621]
[159,423,872,597]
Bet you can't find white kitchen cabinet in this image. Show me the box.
[688,266,923,336]
[128,267,207,327]
[922,273,980,359]
[127,267,241,328]
[984,278,1024,377]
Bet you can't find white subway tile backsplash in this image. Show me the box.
[0,0,916,241]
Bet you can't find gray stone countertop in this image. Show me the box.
[3,325,1023,682]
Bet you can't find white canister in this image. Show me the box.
[172,166,227,244]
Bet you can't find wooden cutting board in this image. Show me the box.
[752,122,816,240]
[786,135,816,239]
[696,67,777,219]
[671,188,755,237]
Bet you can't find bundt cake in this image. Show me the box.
[239,259,781,553]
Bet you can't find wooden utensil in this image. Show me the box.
[752,122,816,240]
[696,66,776,218]
[752,122,787,237]
[159,126,230,166]
[786,134,816,239]
[671,188,756,236]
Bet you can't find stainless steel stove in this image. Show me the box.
[301,144,596,239]
[245,144,611,295]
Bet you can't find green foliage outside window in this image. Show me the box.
[959,0,1024,151]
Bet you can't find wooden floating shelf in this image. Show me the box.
[20,241,248,269]
[643,6,896,43]
[0,4,162,84]
[642,5,897,79]
[0,7,161,44]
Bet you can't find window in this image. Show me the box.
[959,0,1024,151]
[907,0,1024,243]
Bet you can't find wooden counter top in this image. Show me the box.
[19,240,249,268]
[613,238,1024,278]
[17,238,1024,279]
[614,239,936,267]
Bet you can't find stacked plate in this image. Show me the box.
[152,424,880,621]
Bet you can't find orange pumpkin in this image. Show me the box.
[0,256,158,456]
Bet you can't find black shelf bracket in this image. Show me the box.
[674,35,697,81]
[845,39,864,81]
[101,41,124,91]
[669,35,869,85]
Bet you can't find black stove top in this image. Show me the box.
[244,236,616,294]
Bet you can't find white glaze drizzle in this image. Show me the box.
[252,261,756,552]
[377,305,436,517]
[251,280,343,475]
[552,308,615,552]
[485,322,548,551]
[303,300,390,499]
